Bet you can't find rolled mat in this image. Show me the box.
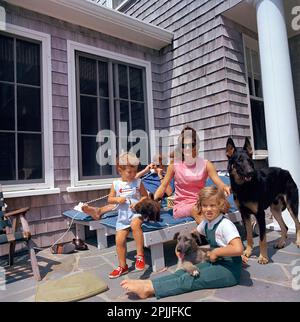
[35,271,108,302]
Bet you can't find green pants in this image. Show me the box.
[152,259,241,299]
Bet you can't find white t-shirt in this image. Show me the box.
[196,215,240,247]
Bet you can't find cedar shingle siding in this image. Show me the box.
[123,0,251,168]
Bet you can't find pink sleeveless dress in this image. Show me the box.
[173,156,208,218]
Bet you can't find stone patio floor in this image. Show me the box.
[1,228,300,302]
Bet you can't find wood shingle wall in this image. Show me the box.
[123,0,251,169]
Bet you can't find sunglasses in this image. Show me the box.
[182,142,196,149]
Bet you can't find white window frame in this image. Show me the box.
[1,24,59,198]
[115,0,131,10]
[104,0,131,10]
[67,40,155,192]
[242,34,268,160]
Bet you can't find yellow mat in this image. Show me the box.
[35,272,108,302]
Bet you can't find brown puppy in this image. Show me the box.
[134,193,160,222]
[173,231,209,276]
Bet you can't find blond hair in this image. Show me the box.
[196,186,230,214]
[117,152,140,171]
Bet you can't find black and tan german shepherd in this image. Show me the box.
[226,138,300,264]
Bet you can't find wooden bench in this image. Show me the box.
[0,185,41,281]
[71,211,242,272]
[72,216,197,272]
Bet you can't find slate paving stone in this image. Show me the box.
[0,275,37,298]
[244,260,290,285]
[1,287,36,302]
[282,258,300,280]
[2,230,300,302]
[80,294,106,302]
[157,289,214,302]
[215,278,300,302]
[79,255,109,269]
[267,250,300,265]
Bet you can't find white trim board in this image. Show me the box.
[6,0,173,50]
[67,40,155,191]
[1,23,58,197]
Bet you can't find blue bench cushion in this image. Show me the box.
[63,174,238,232]
[63,209,117,222]
[63,208,194,232]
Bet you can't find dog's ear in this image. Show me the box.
[226,138,236,158]
[134,202,142,213]
[173,232,180,240]
[191,231,202,246]
[243,137,253,157]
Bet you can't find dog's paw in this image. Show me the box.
[273,240,286,249]
[258,255,269,264]
[243,247,253,258]
[190,269,200,277]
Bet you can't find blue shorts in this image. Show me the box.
[116,211,142,231]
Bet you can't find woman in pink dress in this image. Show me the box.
[155,126,231,223]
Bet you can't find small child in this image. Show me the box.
[120,186,244,299]
[136,154,174,199]
[107,152,148,279]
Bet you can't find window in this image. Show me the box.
[244,36,268,153]
[92,0,131,10]
[0,33,43,184]
[76,52,147,180]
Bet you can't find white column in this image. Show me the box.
[256,0,300,231]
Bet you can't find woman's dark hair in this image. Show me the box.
[174,126,200,161]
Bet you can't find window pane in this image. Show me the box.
[251,50,261,76]
[120,100,130,131]
[100,98,110,130]
[18,133,42,180]
[118,64,128,99]
[81,136,99,177]
[119,100,130,151]
[79,56,97,95]
[0,83,15,130]
[254,78,263,98]
[130,67,144,101]
[80,96,98,135]
[17,86,41,132]
[248,77,253,96]
[17,39,40,86]
[131,102,146,131]
[99,61,108,97]
[245,47,251,75]
[0,34,14,82]
[250,99,268,150]
[100,138,112,176]
[0,133,15,181]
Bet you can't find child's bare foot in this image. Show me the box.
[120,279,155,299]
[81,204,116,220]
[81,204,102,220]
